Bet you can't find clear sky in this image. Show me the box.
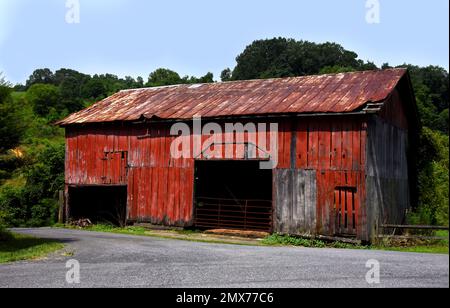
[0,0,448,84]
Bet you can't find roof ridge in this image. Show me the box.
[119,68,407,92]
[57,68,409,126]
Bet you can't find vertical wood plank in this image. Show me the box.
[296,120,308,169]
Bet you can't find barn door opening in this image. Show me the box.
[194,161,273,232]
[334,187,358,237]
[68,185,127,226]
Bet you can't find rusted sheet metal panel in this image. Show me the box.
[58,69,407,125]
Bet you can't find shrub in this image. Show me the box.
[0,141,64,228]
[29,198,59,227]
[0,210,6,231]
[0,210,12,241]
[0,183,27,227]
[412,128,449,226]
[26,84,61,117]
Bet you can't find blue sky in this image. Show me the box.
[0,0,448,84]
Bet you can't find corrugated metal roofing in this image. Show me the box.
[57,68,407,125]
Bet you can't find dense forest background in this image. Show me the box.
[1,38,448,233]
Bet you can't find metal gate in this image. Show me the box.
[194,197,273,232]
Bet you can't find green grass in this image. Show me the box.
[376,230,449,254]
[435,230,449,240]
[0,232,64,264]
[82,224,148,235]
[57,224,449,254]
[263,233,449,254]
[65,223,202,237]
[59,224,262,246]
[262,234,369,250]
[377,245,449,254]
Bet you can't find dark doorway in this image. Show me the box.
[194,161,273,232]
[68,186,127,226]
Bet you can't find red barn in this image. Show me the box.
[57,69,418,242]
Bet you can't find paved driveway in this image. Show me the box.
[0,228,448,288]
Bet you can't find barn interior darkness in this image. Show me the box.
[194,161,273,232]
[68,186,127,226]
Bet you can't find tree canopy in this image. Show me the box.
[146,68,214,87]
[228,38,377,81]
[0,85,23,153]
[26,84,61,117]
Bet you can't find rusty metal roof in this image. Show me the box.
[57,68,408,125]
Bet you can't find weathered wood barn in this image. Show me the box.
[58,68,418,242]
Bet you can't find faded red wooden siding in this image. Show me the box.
[65,125,129,185]
[293,117,367,237]
[126,123,195,226]
[126,120,283,226]
[66,120,290,226]
[66,116,368,235]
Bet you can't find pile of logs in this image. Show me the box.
[69,218,93,228]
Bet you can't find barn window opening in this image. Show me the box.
[194,161,273,232]
[68,186,127,227]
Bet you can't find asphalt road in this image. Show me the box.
[0,228,448,288]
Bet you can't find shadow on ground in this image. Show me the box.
[0,234,75,253]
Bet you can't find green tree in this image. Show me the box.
[54,68,89,88]
[0,72,11,87]
[221,68,232,82]
[59,76,84,113]
[230,38,374,81]
[123,76,138,89]
[82,78,108,100]
[0,142,65,227]
[198,72,214,84]
[26,84,61,117]
[319,66,357,74]
[147,68,183,87]
[397,64,449,133]
[94,74,123,95]
[412,128,449,226]
[0,85,23,153]
[145,68,216,88]
[183,72,215,84]
[136,76,144,88]
[25,68,55,88]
